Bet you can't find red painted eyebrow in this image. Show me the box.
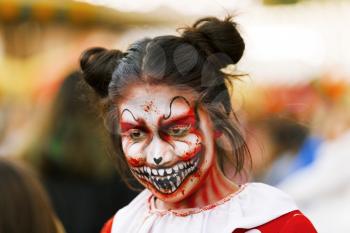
[160,109,196,128]
[120,120,149,133]
[120,122,137,132]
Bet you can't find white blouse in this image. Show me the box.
[111,183,298,233]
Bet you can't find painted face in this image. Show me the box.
[118,84,216,203]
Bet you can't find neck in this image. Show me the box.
[156,161,239,210]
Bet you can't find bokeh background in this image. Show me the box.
[1,0,349,232]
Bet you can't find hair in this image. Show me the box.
[0,158,62,233]
[79,16,251,186]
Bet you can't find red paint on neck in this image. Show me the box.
[157,161,238,210]
[209,169,221,197]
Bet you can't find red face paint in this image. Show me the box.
[120,122,137,133]
[142,100,156,113]
[120,119,150,133]
[157,108,202,158]
[160,109,196,128]
[127,157,145,167]
[181,146,202,161]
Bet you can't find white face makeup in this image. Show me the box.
[118,84,216,202]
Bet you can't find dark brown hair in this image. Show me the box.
[0,158,61,233]
[79,16,251,186]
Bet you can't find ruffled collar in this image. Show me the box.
[111,183,299,233]
[148,184,247,217]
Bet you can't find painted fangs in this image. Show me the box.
[132,154,200,194]
[176,176,181,187]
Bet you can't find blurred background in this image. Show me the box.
[0,0,349,232]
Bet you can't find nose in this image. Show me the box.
[153,157,163,165]
[145,136,173,166]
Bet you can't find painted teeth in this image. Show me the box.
[176,176,181,186]
[180,171,185,180]
[152,169,158,176]
[171,183,176,192]
[166,168,172,175]
[159,169,164,176]
[132,154,200,194]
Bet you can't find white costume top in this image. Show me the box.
[110,183,298,233]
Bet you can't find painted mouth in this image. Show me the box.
[131,153,200,194]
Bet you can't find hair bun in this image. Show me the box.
[80,47,123,97]
[181,16,245,64]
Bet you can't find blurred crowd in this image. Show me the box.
[1,0,350,233]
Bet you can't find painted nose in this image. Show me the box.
[153,157,163,165]
[146,136,173,166]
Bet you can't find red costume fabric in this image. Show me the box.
[233,210,317,233]
[101,218,113,233]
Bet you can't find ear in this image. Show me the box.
[214,130,223,139]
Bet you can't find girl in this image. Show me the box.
[79,17,317,233]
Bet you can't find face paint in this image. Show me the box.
[118,84,217,203]
[127,108,202,194]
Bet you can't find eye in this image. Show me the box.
[129,129,147,141]
[167,125,191,137]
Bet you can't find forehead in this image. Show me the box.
[118,84,196,123]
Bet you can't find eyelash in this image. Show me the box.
[126,129,147,141]
[165,124,191,137]
[123,123,192,143]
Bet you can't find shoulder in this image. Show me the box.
[257,210,318,233]
[234,210,317,233]
[244,182,294,197]
[242,182,298,205]
[232,183,317,233]
[239,183,298,216]
[224,183,299,230]
[279,211,317,233]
